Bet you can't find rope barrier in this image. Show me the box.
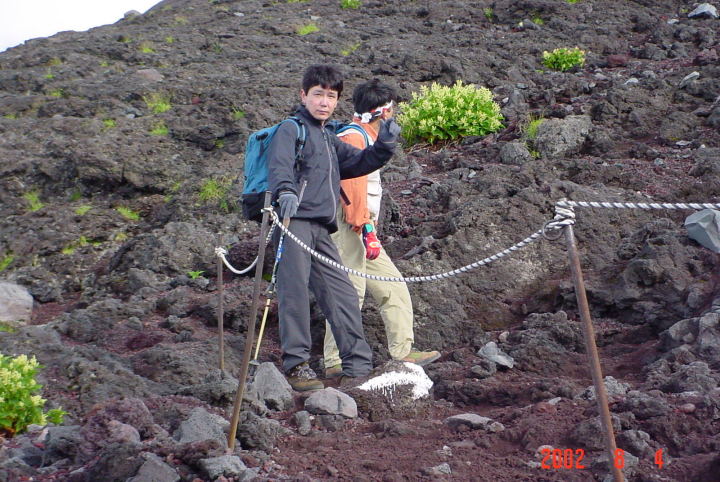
[264,208,570,283]
[215,225,275,275]
[214,199,717,283]
[556,200,720,211]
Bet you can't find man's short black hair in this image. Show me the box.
[302,64,344,95]
[352,79,397,115]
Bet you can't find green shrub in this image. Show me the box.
[0,253,13,272]
[231,107,245,120]
[397,80,504,145]
[297,23,319,35]
[75,205,92,215]
[524,117,545,140]
[187,270,204,279]
[143,92,172,114]
[149,120,169,136]
[566,0,580,4]
[483,7,493,20]
[0,354,66,436]
[340,42,361,56]
[542,47,586,71]
[102,118,116,130]
[199,176,233,212]
[23,191,44,212]
[165,36,175,44]
[4,113,17,119]
[341,0,361,9]
[138,42,155,53]
[116,206,140,221]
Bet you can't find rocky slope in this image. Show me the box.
[1,0,719,480]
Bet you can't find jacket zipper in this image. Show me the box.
[321,127,337,220]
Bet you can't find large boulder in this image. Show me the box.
[0,281,33,324]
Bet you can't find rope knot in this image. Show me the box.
[215,247,228,257]
[542,200,576,240]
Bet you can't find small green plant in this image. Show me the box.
[211,43,223,54]
[114,232,129,242]
[62,236,92,255]
[397,80,504,145]
[483,7,494,20]
[144,92,172,114]
[187,270,204,279]
[214,139,225,149]
[0,354,66,436]
[99,60,110,67]
[102,118,116,131]
[48,88,65,98]
[165,36,175,44]
[138,42,155,53]
[47,57,62,67]
[149,120,169,136]
[69,190,82,202]
[231,107,245,120]
[198,176,233,212]
[532,15,544,25]
[118,35,133,43]
[0,253,14,272]
[174,15,189,25]
[542,47,586,72]
[44,69,54,80]
[4,113,17,119]
[524,117,545,140]
[116,206,140,221]
[75,205,92,215]
[566,0,580,4]
[297,23,319,35]
[23,191,44,212]
[340,42,361,56]
[0,322,17,333]
[340,0,361,9]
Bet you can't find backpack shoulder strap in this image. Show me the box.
[337,123,370,148]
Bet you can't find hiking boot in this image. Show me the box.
[324,364,342,379]
[400,350,441,367]
[286,362,324,392]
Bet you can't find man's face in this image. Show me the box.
[301,85,339,121]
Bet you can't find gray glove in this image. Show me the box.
[278,191,299,220]
[377,118,401,144]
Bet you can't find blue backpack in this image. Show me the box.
[241,119,369,221]
[241,117,306,221]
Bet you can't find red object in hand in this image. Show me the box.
[362,224,381,260]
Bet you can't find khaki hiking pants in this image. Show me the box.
[323,209,414,369]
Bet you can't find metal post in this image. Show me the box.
[564,224,624,482]
[217,235,225,372]
[227,192,272,452]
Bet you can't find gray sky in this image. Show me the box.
[1,1,161,52]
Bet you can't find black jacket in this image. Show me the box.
[267,106,395,232]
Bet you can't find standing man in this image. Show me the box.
[267,65,401,391]
[323,79,440,379]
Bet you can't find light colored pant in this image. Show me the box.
[323,211,414,368]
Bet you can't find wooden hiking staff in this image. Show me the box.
[227,192,272,451]
[563,224,624,482]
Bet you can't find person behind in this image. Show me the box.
[267,65,401,391]
[323,79,440,379]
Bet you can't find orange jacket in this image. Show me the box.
[338,121,380,231]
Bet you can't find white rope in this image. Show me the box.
[214,198,717,283]
[556,200,720,211]
[214,225,275,275]
[267,209,563,283]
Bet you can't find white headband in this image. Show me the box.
[354,101,393,124]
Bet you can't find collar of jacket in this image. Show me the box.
[295,105,326,127]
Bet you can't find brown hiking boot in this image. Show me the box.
[324,364,342,379]
[399,350,441,367]
[286,362,324,392]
